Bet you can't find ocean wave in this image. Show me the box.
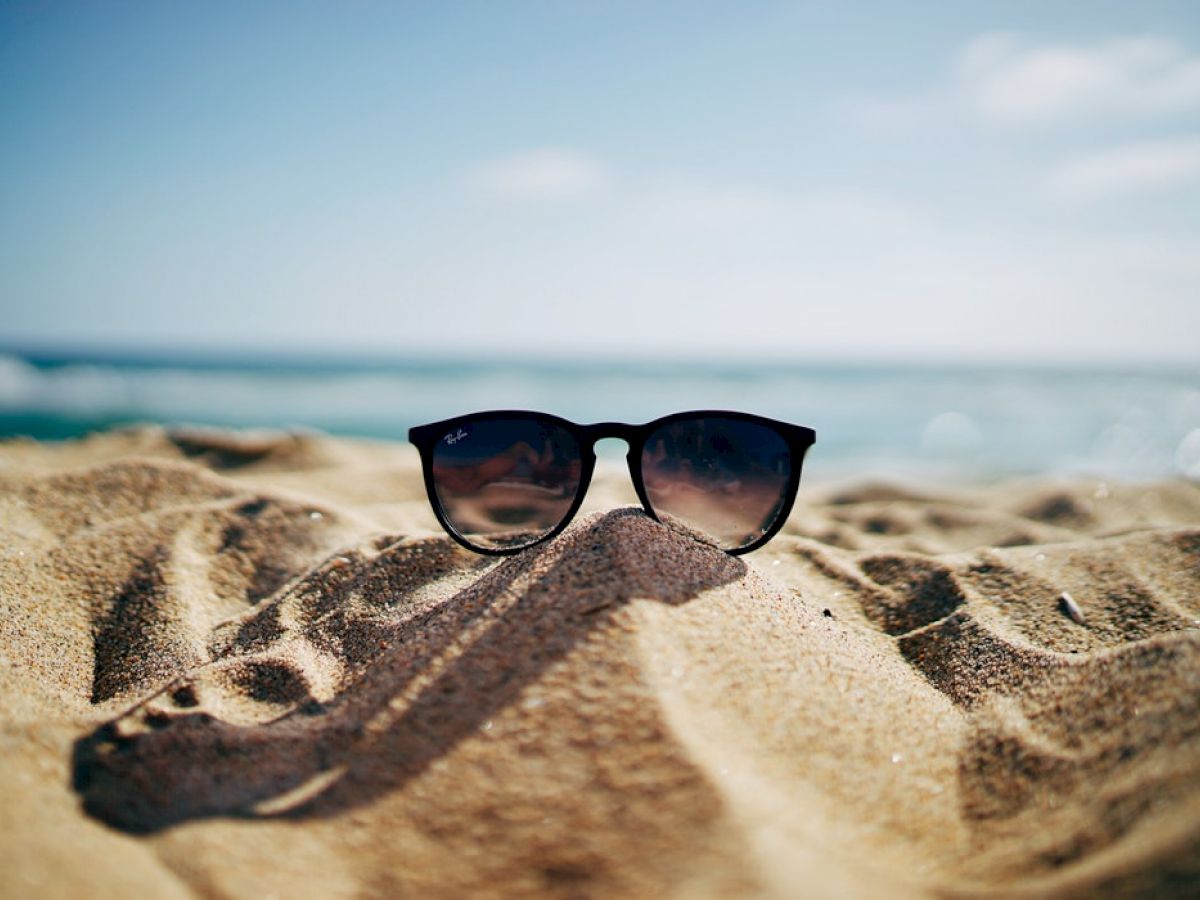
[1,352,1197,479]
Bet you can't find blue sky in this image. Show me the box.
[2,1,1198,363]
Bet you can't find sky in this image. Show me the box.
[1,1,1198,364]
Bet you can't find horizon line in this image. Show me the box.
[1,339,1196,374]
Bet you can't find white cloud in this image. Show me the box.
[961,33,1200,125]
[846,32,1200,129]
[1051,137,1200,197]
[463,148,611,200]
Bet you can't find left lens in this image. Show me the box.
[430,416,582,551]
[640,415,792,550]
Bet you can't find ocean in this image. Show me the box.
[1,349,1197,482]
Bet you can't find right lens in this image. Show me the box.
[429,416,582,551]
[640,415,792,551]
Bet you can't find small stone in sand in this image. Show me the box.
[1059,591,1086,625]
[580,601,613,616]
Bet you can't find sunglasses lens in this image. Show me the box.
[430,417,583,551]
[641,416,792,551]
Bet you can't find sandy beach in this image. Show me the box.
[1,425,1198,898]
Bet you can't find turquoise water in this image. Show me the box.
[1,349,1197,481]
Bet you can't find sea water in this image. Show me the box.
[1,350,1197,482]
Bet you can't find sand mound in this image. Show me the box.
[2,428,1198,897]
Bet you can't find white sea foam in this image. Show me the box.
[0,355,42,406]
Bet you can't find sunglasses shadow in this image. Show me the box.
[72,507,747,833]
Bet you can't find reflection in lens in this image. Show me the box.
[431,418,582,550]
[641,416,791,550]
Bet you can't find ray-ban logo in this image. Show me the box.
[444,428,469,445]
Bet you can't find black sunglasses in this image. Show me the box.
[409,410,816,556]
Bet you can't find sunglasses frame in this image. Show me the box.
[409,410,816,557]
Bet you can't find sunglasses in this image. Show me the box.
[409,410,816,556]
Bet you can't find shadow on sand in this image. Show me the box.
[73,508,746,833]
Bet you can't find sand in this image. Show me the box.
[1,425,1198,898]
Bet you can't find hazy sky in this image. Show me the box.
[2,1,1198,363]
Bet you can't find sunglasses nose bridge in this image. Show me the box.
[581,423,642,454]
[580,421,646,481]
